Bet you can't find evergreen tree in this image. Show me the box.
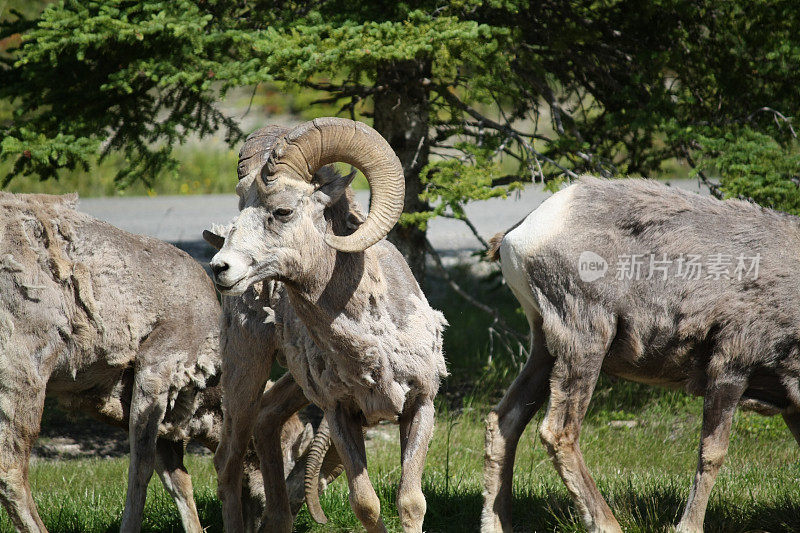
[2,1,798,281]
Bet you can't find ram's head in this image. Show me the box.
[204,118,405,295]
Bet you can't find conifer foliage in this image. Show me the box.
[2,1,799,278]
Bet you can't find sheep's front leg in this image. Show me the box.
[0,384,47,533]
[482,321,553,533]
[676,377,746,533]
[252,373,309,533]
[121,367,170,533]
[154,439,202,533]
[539,351,621,533]
[397,396,435,532]
[327,406,387,533]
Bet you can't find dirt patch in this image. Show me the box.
[33,429,211,460]
[34,435,128,459]
[33,401,211,460]
[364,421,397,451]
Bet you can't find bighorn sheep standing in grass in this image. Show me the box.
[208,125,347,532]
[482,176,800,533]
[205,118,447,533]
[0,192,313,532]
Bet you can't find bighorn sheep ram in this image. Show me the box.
[482,176,800,533]
[205,118,448,533]
[0,192,315,532]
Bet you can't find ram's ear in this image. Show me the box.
[312,168,358,207]
[202,230,226,250]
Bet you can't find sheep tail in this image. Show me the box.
[486,232,505,262]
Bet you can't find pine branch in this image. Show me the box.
[679,144,723,199]
[435,85,579,181]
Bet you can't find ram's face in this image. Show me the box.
[209,177,329,295]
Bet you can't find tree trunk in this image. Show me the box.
[372,59,431,285]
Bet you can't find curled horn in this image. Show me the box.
[304,417,344,524]
[261,117,405,252]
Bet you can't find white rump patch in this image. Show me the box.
[503,183,576,258]
[499,184,576,319]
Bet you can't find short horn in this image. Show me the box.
[263,117,405,252]
[238,125,291,182]
[202,230,225,250]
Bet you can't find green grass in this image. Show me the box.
[302,402,800,533]
[0,455,220,532]
[2,143,240,198]
[7,403,799,532]
[4,268,800,532]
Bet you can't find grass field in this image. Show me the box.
[7,400,799,533]
[3,266,799,532]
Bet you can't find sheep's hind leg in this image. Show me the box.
[154,438,202,533]
[482,321,553,533]
[676,374,746,533]
[397,396,435,532]
[0,385,47,532]
[328,406,387,533]
[781,411,800,445]
[252,373,309,533]
[214,349,273,533]
[538,335,621,533]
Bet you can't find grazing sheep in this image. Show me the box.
[0,192,312,533]
[205,118,447,533]
[482,176,800,533]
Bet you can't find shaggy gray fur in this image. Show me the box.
[0,192,311,533]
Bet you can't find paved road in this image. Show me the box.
[78,179,710,261]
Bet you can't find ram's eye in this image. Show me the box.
[273,208,294,218]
